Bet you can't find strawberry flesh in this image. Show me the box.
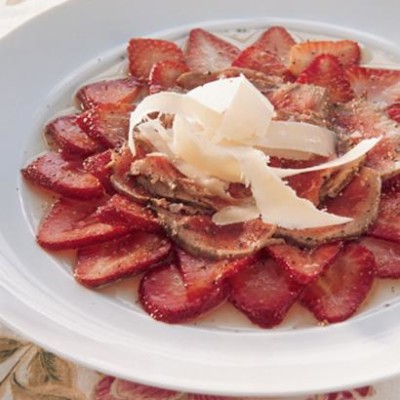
[368,190,400,243]
[184,28,240,73]
[228,254,303,328]
[75,232,171,287]
[267,242,342,284]
[149,59,189,94]
[78,103,134,148]
[128,38,185,81]
[82,149,114,193]
[139,261,227,323]
[359,236,400,278]
[46,115,102,157]
[253,26,296,66]
[22,151,103,199]
[300,243,376,323]
[289,40,361,76]
[37,198,130,250]
[76,77,144,110]
[95,194,161,232]
[296,54,354,103]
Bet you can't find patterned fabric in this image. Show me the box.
[0,324,385,400]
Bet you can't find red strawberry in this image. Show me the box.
[253,26,296,65]
[128,38,185,81]
[368,190,400,243]
[184,28,240,73]
[139,261,227,323]
[149,59,189,94]
[96,194,161,232]
[345,66,400,106]
[46,115,102,157]
[267,242,342,284]
[289,40,361,76]
[78,103,134,148]
[176,247,256,299]
[359,236,400,278]
[300,243,376,323]
[37,198,130,250]
[75,232,171,287]
[232,46,293,80]
[82,149,114,193]
[387,102,400,123]
[76,77,144,110]
[297,54,354,103]
[228,254,303,328]
[22,151,103,199]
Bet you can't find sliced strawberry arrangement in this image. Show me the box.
[184,28,240,73]
[46,115,102,157]
[253,26,296,66]
[296,54,354,103]
[289,40,361,76]
[96,194,161,232]
[228,254,303,328]
[232,46,293,81]
[149,60,189,94]
[22,151,104,199]
[267,242,342,284]
[37,198,130,250]
[139,261,228,323]
[359,236,400,278]
[76,77,144,110]
[368,190,400,243]
[78,103,134,148]
[345,66,400,106]
[300,243,376,323]
[176,248,256,299]
[128,38,185,81]
[82,149,114,193]
[75,232,171,287]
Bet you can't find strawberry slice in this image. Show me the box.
[296,54,354,103]
[176,247,256,299]
[359,236,400,278]
[78,103,134,148]
[96,194,161,232]
[300,243,376,323]
[128,38,185,81]
[37,198,130,250]
[149,59,189,94]
[289,40,361,76]
[228,254,303,328]
[345,66,400,106]
[184,28,240,73]
[368,190,400,243]
[253,26,296,65]
[82,149,114,193]
[76,77,144,110]
[139,261,227,323]
[267,242,342,284]
[46,115,102,157]
[75,232,171,287]
[22,151,104,199]
[232,46,293,80]
[387,102,400,123]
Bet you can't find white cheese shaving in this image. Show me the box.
[128,76,379,229]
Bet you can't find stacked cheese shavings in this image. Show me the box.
[128,75,379,229]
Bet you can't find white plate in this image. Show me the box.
[1,0,400,397]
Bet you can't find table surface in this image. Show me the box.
[1,1,400,399]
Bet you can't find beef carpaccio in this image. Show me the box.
[22,26,400,328]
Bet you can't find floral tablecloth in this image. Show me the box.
[1,1,400,399]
